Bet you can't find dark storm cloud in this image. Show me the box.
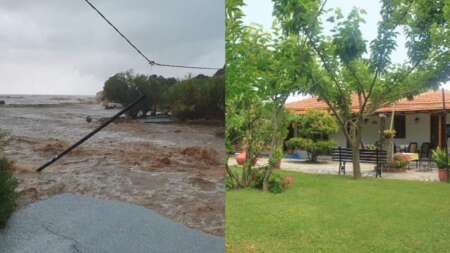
[0,0,224,95]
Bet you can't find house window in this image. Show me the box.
[394,115,406,138]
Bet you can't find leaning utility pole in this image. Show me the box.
[36,95,146,172]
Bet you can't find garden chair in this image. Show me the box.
[407,142,418,168]
[418,142,432,171]
[408,142,418,153]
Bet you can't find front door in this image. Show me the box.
[430,113,445,148]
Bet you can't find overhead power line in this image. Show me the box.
[83,0,220,70]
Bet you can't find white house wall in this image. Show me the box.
[393,113,430,146]
[331,113,434,148]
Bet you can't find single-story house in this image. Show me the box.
[285,89,450,150]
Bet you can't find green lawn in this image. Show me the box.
[226,171,450,253]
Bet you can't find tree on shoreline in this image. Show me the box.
[272,0,450,178]
[103,70,224,120]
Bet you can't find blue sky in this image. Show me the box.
[242,0,449,101]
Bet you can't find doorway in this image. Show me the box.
[430,113,445,148]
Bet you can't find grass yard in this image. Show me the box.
[226,170,450,253]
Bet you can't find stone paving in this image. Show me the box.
[229,156,439,182]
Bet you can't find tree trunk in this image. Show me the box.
[351,140,362,179]
[262,166,272,192]
[241,129,254,187]
[263,106,282,192]
[349,122,362,179]
[225,153,240,187]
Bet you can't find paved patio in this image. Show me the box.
[229,157,439,182]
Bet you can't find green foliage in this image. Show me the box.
[296,109,338,138]
[286,137,335,162]
[333,8,367,64]
[387,153,410,169]
[432,147,450,169]
[103,71,223,120]
[225,174,238,190]
[271,0,450,178]
[366,144,377,150]
[170,74,224,120]
[383,129,396,139]
[269,145,284,166]
[252,170,288,193]
[0,130,16,228]
[0,157,17,228]
[103,71,176,118]
[287,110,337,161]
[225,0,273,187]
[226,0,309,189]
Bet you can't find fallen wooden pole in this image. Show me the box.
[36,95,146,172]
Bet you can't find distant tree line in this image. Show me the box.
[102,69,224,120]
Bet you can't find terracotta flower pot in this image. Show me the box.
[286,176,294,185]
[235,151,257,166]
[438,168,449,182]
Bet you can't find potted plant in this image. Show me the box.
[383,129,396,139]
[385,153,409,172]
[269,146,283,169]
[431,147,450,182]
[235,149,257,166]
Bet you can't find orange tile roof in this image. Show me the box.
[285,90,450,115]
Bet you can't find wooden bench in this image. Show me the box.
[331,147,387,177]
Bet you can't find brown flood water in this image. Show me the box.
[0,99,224,236]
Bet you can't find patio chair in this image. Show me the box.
[408,142,418,153]
[418,142,432,170]
[406,142,419,169]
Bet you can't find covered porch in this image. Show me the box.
[284,89,450,176]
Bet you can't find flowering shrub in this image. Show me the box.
[387,153,410,169]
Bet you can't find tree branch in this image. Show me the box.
[361,0,415,114]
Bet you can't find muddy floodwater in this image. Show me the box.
[0,95,224,236]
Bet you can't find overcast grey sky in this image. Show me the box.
[0,0,224,95]
[243,0,449,102]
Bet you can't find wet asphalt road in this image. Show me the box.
[0,194,224,253]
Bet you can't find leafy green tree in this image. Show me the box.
[103,71,147,118]
[226,1,307,191]
[144,75,177,114]
[170,74,224,120]
[258,27,310,191]
[272,0,450,178]
[225,0,273,189]
[103,70,221,120]
[286,109,338,162]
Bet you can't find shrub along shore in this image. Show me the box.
[102,68,224,120]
